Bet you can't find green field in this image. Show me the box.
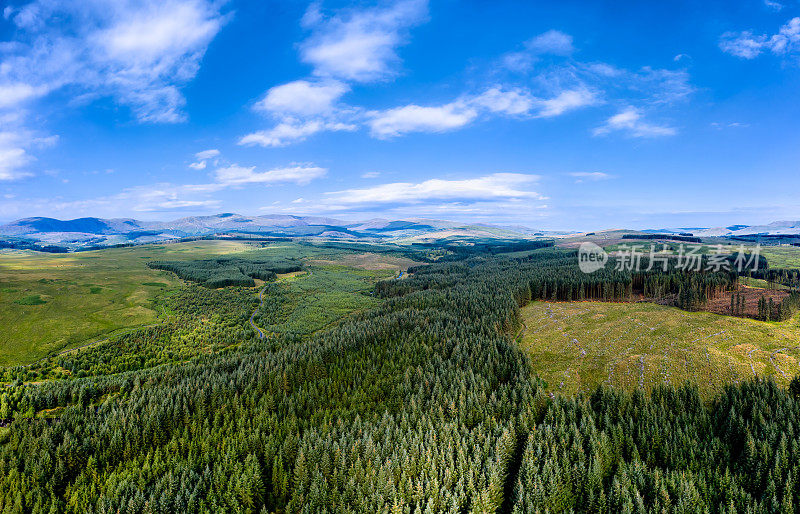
[760,246,800,269]
[0,240,414,366]
[519,300,800,398]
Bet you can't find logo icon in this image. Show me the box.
[578,242,608,273]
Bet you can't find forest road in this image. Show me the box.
[249,285,267,339]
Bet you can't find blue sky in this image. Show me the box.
[0,0,798,230]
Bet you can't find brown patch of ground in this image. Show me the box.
[309,252,421,271]
[706,286,790,318]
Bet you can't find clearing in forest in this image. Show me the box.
[519,300,800,398]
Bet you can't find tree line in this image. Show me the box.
[147,258,302,288]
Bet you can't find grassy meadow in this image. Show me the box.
[519,300,800,398]
[0,240,414,367]
[760,245,800,269]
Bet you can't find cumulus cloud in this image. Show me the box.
[0,0,229,122]
[0,130,58,180]
[299,0,428,82]
[368,102,477,138]
[593,107,676,138]
[324,173,542,205]
[243,21,690,147]
[720,17,800,59]
[254,79,349,117]
[242,0,427,145]
[358,31,688,141]
[0,146,32,181]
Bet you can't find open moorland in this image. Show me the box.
[520,300,800,398]
[0,240,414,366]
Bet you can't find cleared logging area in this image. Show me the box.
[520,300,800,398]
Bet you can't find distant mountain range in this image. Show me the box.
[641,221,800,238]
[3,214,799,251]
[0,213,549,250]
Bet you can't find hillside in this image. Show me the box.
[0,213,544,250]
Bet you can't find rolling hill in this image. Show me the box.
[0,213,542,249]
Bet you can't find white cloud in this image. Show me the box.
[195,149,220,160]
[299,0,428,82]
[593,107,676,138]
[115,183,223,212]
[583,63,622,77]
[244,80,355,147]
[255,79,349,116]
[239,119,356,147]
[324,173,542,205]
[765,0,783,11]
[720,17,800,60]
[242,23,689,147]
[0,130,57,181]
[569,172,614,183]
[711,121,750,129]
[0,83,47,108]
[0,146,32,181]
[214,164,327,186]
[576,63,693,105]
[361,171,381,179]
[525,30,574,56]
[472,87,535,115]
[536,89,597,117]
[633,67,693,103]
[189,148,219,170]
[31,161,329,215]
[719,31,769,59]
[368,86,597,138]
[368,101,477,138]
[772,17,800,53]
[502,30,574,72]
[241,0,428,148]
[0,0,228,122]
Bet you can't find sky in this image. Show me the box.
[0,0,799,231]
